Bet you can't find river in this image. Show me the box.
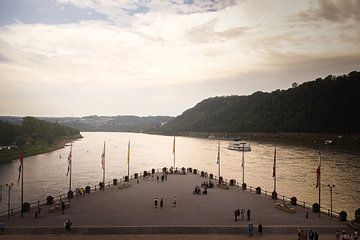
[0,132,359,218]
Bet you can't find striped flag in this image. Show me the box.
[127,141,130,165]
[316,150,321,188]
[17,151,24,183]
[272,146,276,178]
[66,144,72,176]
[101,141,105,170]
[216,141,220,165]
[172,136,175,155]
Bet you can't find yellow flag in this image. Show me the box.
[127,141,130,165]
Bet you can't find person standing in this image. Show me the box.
[247,209,251,221]
[160,198,163,208]
[154,197,158,208]
[173,196,176,207]
[234,210,238,222]
[61,201,65,214]
[161,175,164,182]
[258,224,263,236]
[241,209,245,220]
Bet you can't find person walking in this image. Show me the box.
[241,209,245,220]
[157,176,159,182]
[154,197,158,208]
[61,201,65,214]
[234,210,238,221]
[236,209,240,221]
[258,224,263,236]
[248,222,254,237]
[173,196,176,207]
[160,198,163,208]
[309,229,314,240]
[161,175,164,182]
[247,209,251,221]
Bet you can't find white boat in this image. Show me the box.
[227,140,251,152]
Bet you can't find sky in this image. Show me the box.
[0,0,359,117]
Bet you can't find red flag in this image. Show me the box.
[316,150,321,188]
[101,142,105,170]
[17,151,24,183]
[272,146,276,178]
[66,144,72,176]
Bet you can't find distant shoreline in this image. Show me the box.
[0,134,82,163]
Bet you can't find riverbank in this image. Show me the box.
[166,131,360,147]
[0,134,82,163]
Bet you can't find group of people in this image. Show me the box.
[193,185,207,194]
[201,181,214,189]
[246,223,263,237]
[154,196,176,208]
[234,208,251,221]
[156,173,168,183]
[336,230,359,240]
[297,228,319,240]
[75,187,85,197]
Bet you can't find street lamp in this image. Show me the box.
[240,142,246,190]
[5,183,13,220]
[328,183,335,219]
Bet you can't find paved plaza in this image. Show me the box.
[1,172,349,235]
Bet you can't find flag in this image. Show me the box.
[172,136,175,154]
[272,146,276,178]
[316,150,321,188]
[127,141,130,165]
[66,144,72,176]
[101,141,105,170]
[17,151,23,183]
[216,141,220,165]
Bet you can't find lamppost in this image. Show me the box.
[6,183,13,220]
[240,142,246,190]
[328,183,335,219]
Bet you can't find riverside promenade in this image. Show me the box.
[0,170,349,239]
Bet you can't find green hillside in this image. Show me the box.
[161,71,360,134]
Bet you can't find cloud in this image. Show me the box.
[296,0,360,22]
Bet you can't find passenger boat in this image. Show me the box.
[227,139,251,152]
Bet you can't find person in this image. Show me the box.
[64,219,72,231]
[202,188,207,195]
[234,210,238,222]
[160,198,163,208]
[241,209,245,220]
[61,201,65,214]
[314,231,318,240]
[309,229,314,240]
[247,209,251,221]
[161,175,164,183]
[258,224,263,236]
[354,230,359,240]
[173,196,176,207]
[306,212,309,219]
[154,197,158,208]
[0,222,5,232]
[336,230,341,240]
[297,227,301,240]
[236,209,240,221]
[248,222,254,237]
[157,176,159,182]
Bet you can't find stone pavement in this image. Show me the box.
[1,172,349,234]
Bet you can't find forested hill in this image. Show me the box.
[0,117,80,146]
[160,71,360,134]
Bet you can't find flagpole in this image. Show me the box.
[69,143,72,194]
[103,141,105,191]
[127,141,130,181]
[318,150,321,218]
[274,146,276,193]
[173,136,176,170]
[218,141,220,182]
[20,152,23,218]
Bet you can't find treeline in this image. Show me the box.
[0,117,80,146]
[161,71,360,134]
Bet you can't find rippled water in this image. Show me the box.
[0,132,359,218]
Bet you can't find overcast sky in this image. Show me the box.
[0,0,359,117]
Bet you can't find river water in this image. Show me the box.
[0,132,359,218]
